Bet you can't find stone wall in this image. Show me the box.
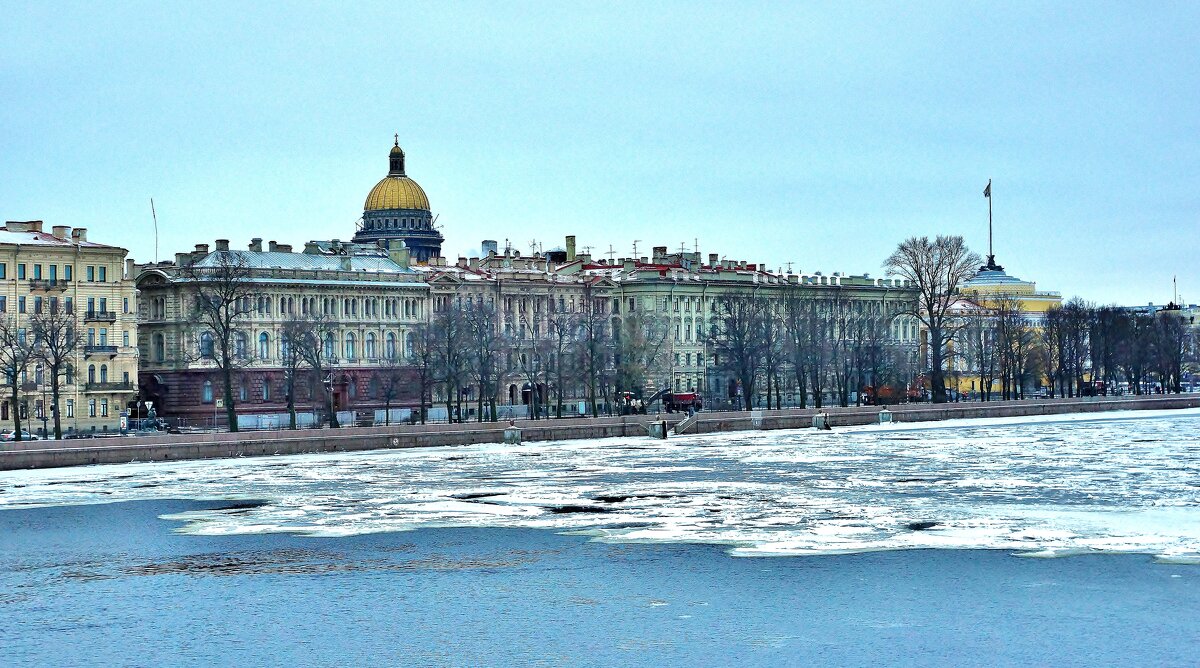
[2,395,1197,471]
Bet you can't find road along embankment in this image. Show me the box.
[2,395,1198,471]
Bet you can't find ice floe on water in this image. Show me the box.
[2,408,1200,560]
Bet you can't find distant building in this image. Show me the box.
[0,220,138,434]
[136,238,428,428]
[351,138,443,263]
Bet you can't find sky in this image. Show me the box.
[2,1,1197,305]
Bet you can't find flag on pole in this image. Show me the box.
[983,181,991,198]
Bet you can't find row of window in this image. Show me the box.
[187,330,412,363]
[0,296,130,315]
[0,262,110,282]
[1,398,107,420]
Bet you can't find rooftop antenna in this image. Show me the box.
[631,240,641,257]
[786,261,794,273]
[605,245,616,263]
[678,242,688,254]
[581,245,594,255]
[693,237,699,253]
[149,198,159,263]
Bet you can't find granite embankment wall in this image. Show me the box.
[2,395,1198,471]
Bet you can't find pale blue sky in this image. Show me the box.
[2,2,1197,305]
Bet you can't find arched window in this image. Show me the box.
[386,332,397,359]
[262,379,271,402]
[345,333,356,360]
[200,331,214,358]
[154,333,165,362]
[202,380,213,403]
[88,364,96,383]
[234,332,248,359]
[100,365,108,383]
[323,333,334,359]
[365,332,376,360]
[258,332,270,360]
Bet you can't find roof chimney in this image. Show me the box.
[71,228,87,242]
[304,241,321,254]
[215,239,230,252]
[249,238,262,252]
[276,244,292,253]
[708,253,718,266]
[268,241,278,252]
[388,239,410,269]
[194,243,209,254]
[52,225,70,240]
[565,235,576,262]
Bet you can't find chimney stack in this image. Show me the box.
[71,228,88,242]
[708,253,719,266]
[125,258,135,280]
[215,239,230,252]
[194,243,209,254]
[249,238,262,252]
[387,239,410,269]
[52,225,70,240]
[565,235,576,262]
[268,241,278,253]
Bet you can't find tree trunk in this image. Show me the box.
[9,391,22,441]
[222,368,238,432]
[51,373,63,439]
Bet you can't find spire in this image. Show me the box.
[388,135,406,176]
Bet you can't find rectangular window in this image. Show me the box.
[122,331,129,347]
[88,399,97,418]
[100,399,108,417]
[49,265,57,281]
[87,297,95,312]
[99,328,108,346]
[86,266,95,281]
[0,263,6,279]
[18,297,26,313]
[33,264,42,280]
[64,297,73,312]
[48,297,57,313]
[0,296,6,312]
[33,297,42,314]
[99,266,107,282]
[18,264,27,279]
[88,328,95,346]
[66,399,74,418]
[64,265,72,281]
[123,297,129,313]
[99,297,107,313]
[123,371,129,384]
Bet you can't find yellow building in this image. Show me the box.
[0,221,139,436]
[960,263,1062,322]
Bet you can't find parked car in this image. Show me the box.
[1,430,41,442]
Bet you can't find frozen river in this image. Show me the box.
[4,408,1200,561]
[3,409,1199,666]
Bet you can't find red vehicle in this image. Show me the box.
[662,392,703,413]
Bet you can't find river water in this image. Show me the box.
[2,409,1199,665]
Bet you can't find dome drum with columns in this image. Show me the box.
[352,137,444,263]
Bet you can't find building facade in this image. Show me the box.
[0,221,138,435]
[136,238,429,428]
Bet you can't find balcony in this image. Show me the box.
[84,310,117,323]
[28,278,68,291]
[84,345,119,357]
[85,381,135,392]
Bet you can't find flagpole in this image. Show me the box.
[987,178,993,261]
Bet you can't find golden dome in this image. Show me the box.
[364,176,430,211]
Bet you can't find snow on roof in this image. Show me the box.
[192,249,412,274]
[0,229,121,250]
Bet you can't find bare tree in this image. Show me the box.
[462,298,502,422]
[0,318,35,440]
[179,252,257,431]
[374,353,409,425]
[884,236,981,403]
[615,309,672,401]
[709,294,766,410]
[546,307,580,418]
[279,316,310,429]
[577,281,613,416]
[292,315,341,428]
[432,301,469,422]
[29,308,80,438]
[408,321,436,424]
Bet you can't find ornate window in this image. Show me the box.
[258,332,270,360]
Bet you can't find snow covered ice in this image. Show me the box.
[3,408,1199,561]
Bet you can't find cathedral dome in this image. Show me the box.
[364,137,430,211]
[364,176,430,211]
